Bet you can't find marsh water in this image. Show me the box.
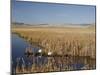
[12,34,95,74]
[12,34,47,70]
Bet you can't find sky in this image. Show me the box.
[12,1,96,25]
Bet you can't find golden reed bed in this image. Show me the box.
[12,25,96,74]
[12,26,96,58]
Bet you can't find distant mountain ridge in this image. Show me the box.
[12,22,95,27]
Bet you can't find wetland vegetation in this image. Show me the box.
[12,25,96,74]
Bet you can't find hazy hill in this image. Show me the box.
[12,22,95,28]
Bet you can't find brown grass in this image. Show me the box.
[12,25,96,73]
[12,26,96,58]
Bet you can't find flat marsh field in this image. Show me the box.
[12,25,96,73]
[12,26,96,58]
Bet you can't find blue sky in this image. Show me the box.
[12,1,96,24]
